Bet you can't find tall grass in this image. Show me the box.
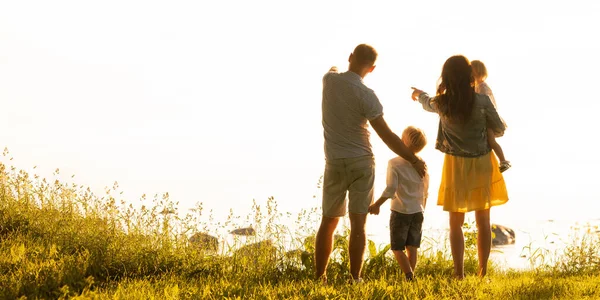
[0,151,599,299]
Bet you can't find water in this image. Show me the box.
[365,218,600,270]
[201,203,598,271]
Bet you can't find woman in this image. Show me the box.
[410,55,508,279]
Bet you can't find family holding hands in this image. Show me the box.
[316,44,509,283]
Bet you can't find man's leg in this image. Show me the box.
[346,156,374,281]
[317,159,346,281]
[475,209,491,278]
[449,212,465,279]
[348,212,367,280]
[315,216,340,280]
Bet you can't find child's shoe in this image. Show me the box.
[499,161,511,173]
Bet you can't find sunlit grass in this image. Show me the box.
[1,149,599,299]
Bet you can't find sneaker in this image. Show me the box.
[499,161,511,173]
[351,277,363,284]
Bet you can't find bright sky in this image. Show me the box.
[1,1,599,235]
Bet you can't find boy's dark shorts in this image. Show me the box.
[390,211,424,251]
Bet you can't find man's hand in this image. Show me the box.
[368,204,380,215]
[411,87,425,101]
[329,66,338,72]
[411,158,427,178]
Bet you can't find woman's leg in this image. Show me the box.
[475,209,491,277]
[449,212,465,279]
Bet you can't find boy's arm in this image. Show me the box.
[369,162,399,215]
[368,196,390,215]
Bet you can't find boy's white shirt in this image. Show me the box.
[380,157,429,214]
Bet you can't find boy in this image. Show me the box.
[368,126,429,281]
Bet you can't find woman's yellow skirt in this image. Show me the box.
[438,152,508,212]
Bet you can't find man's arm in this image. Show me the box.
[369,116,427,177]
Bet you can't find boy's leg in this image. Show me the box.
[406,246,418,271]
[405,212,423,276]
[390,211,413,280]
[392,250,413,277]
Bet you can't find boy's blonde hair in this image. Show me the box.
[402,126,427,153]
[471,60,488,81]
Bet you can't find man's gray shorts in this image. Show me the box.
[322,155,375,217]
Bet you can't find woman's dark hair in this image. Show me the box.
[435,55,475,123]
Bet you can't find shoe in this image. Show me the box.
[499,161,511,173]
[351,277,363,284]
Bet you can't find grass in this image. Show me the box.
[1,150,599,299]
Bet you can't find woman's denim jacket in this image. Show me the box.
[418,92,506,158]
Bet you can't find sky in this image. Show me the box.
[1,0,599,238]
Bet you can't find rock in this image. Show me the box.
[189,232,219,252]
[492,224,515,246]
[230,226,255,236]
[233,240,277,268]
[235,240,275,256]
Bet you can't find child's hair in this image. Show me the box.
[402,126,427,153]
[471,60,488,81]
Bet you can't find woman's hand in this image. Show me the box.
[411,87,425,101]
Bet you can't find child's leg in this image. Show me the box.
[404,213,423,277]
[392,250,413,278]
[488,128,511,172]
[406,246,418,271]
[487,128,506,162]
[390,211,414,279]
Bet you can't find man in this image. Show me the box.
[317,44,427,283]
